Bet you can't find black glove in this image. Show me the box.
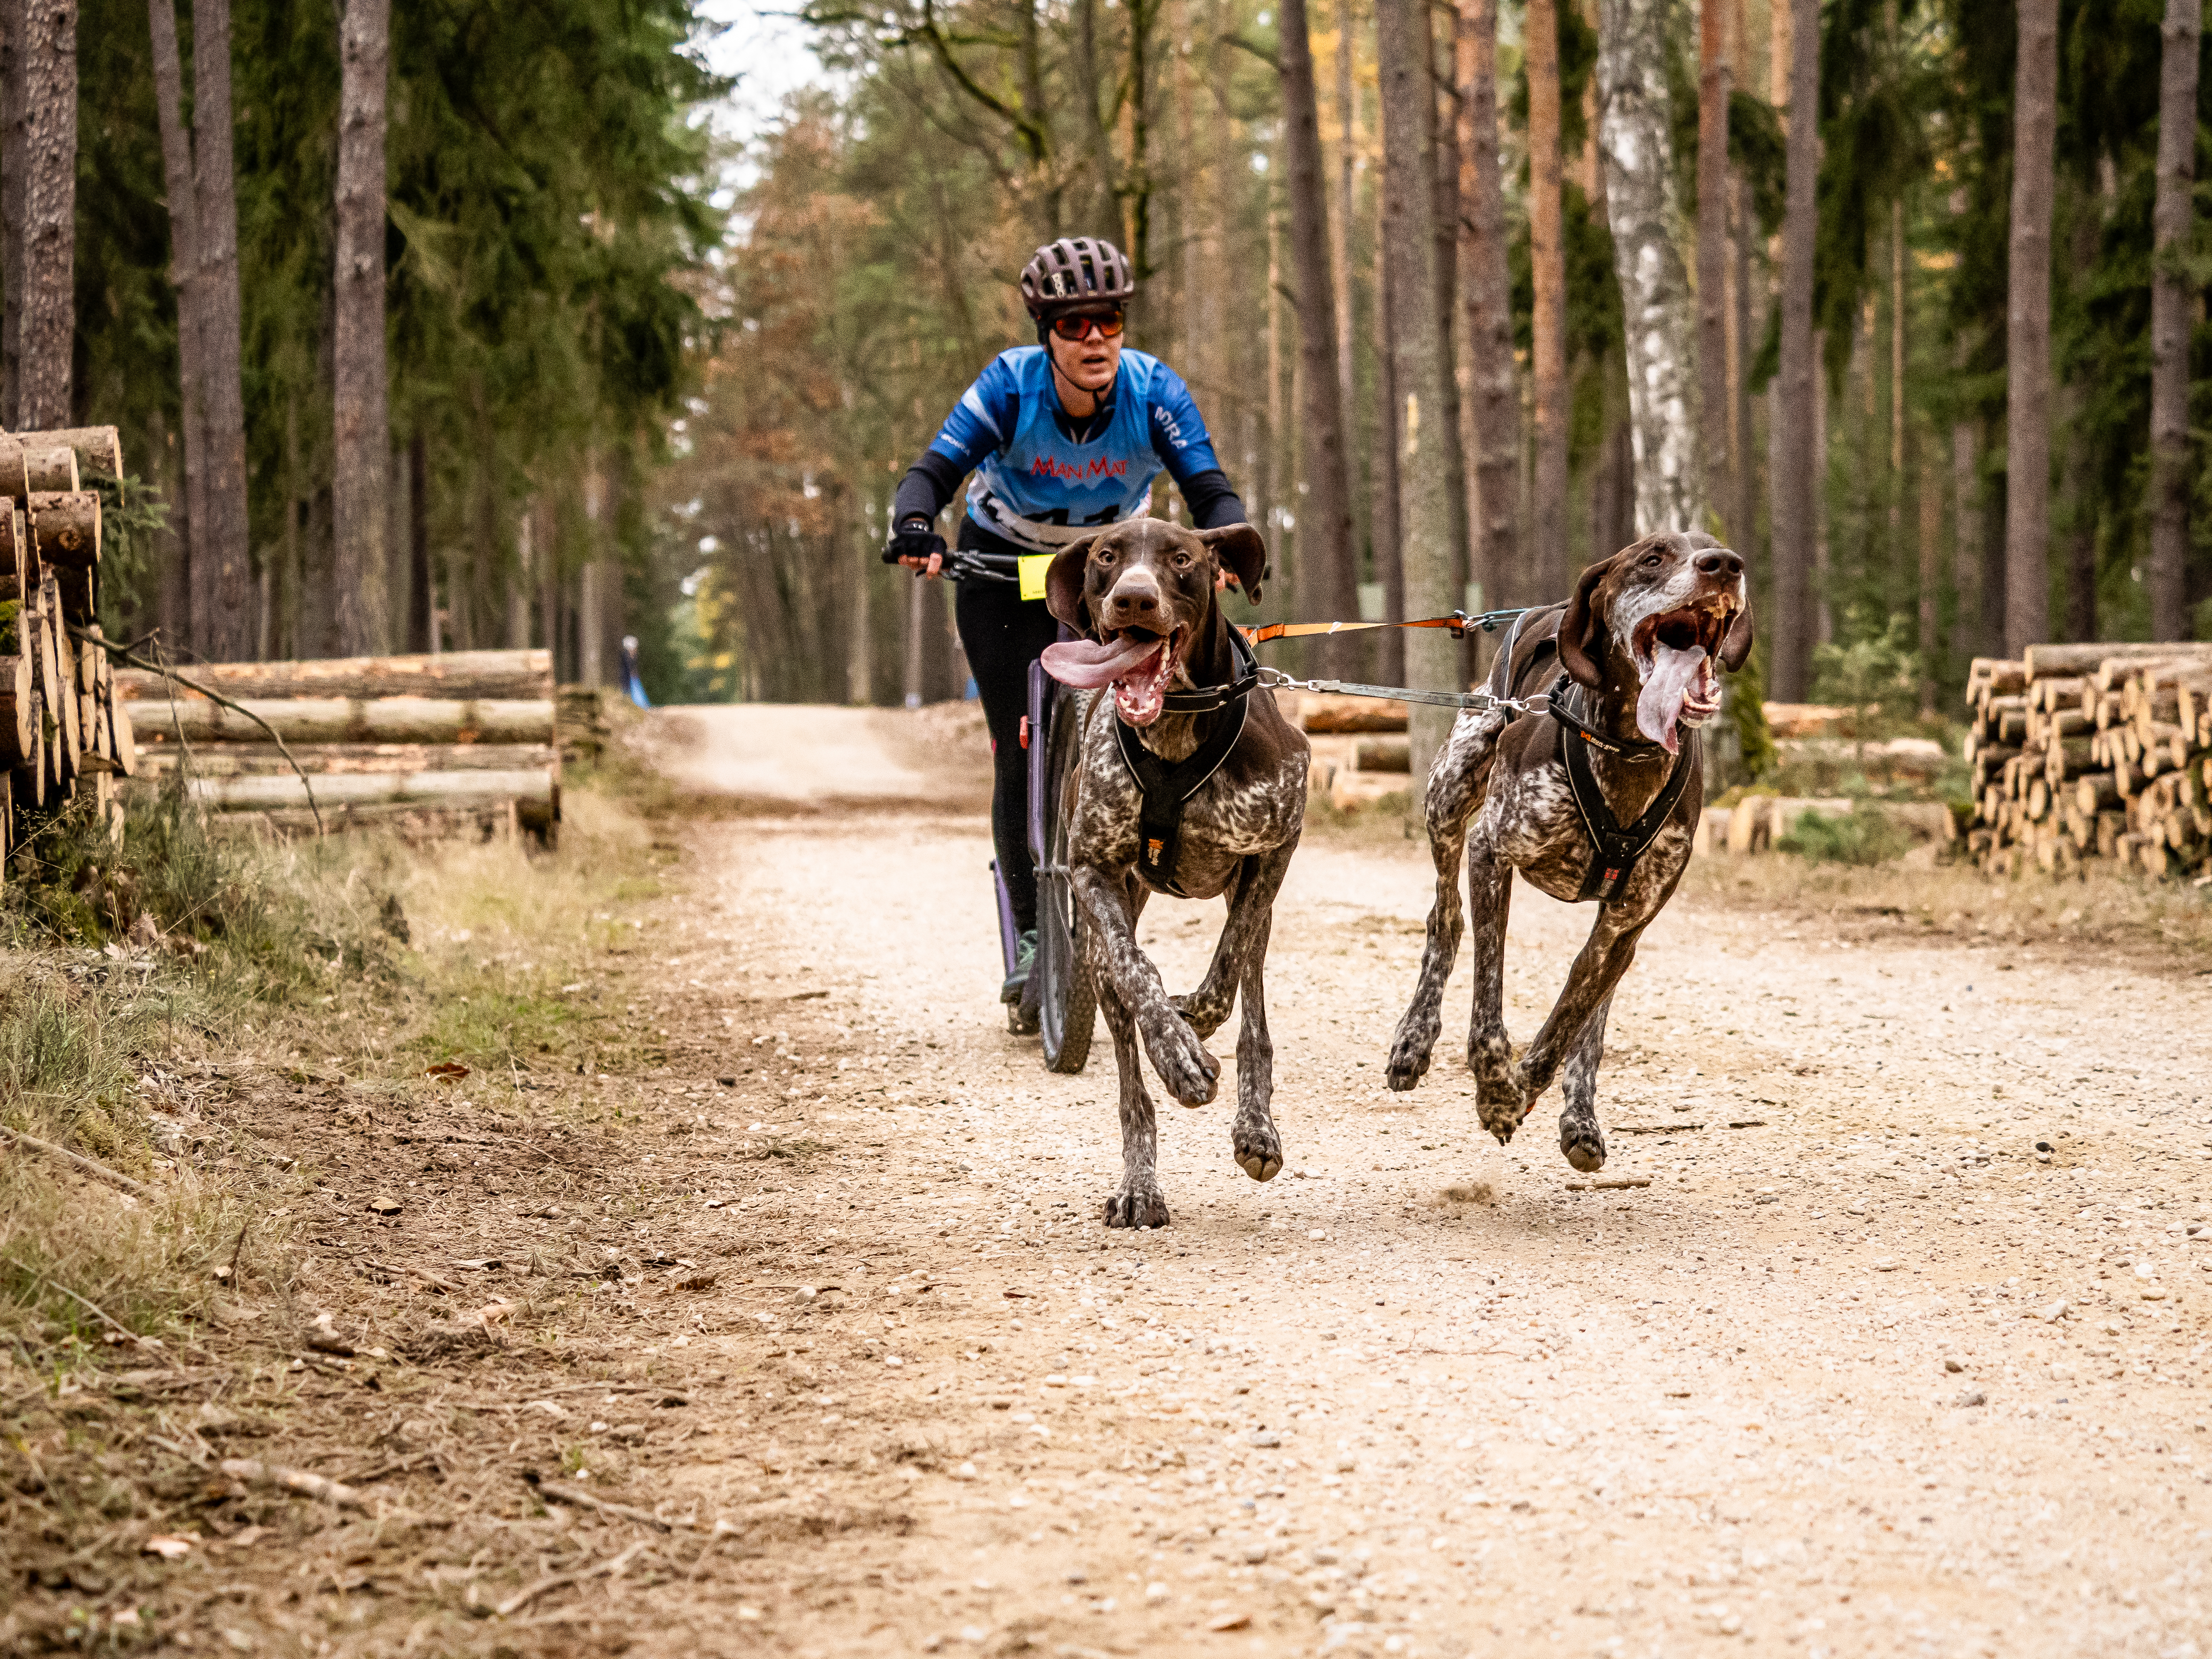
[883,518,948,565]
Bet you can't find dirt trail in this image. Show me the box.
[12,705,2212,1659]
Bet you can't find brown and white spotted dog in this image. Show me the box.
[1039,520,1310,1229]
[1384,531,1753,1168]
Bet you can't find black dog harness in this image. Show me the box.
[1115,629,1260,896]
[1545,672,1696,903]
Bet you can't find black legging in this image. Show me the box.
[952,523,1062,934]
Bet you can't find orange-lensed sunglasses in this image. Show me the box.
[1047,309,1126,342]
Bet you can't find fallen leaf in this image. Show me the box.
[142,1534,198,1560]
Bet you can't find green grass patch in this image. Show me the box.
[1775,801,1916,866]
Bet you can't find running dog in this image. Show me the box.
[1384,531,1752,1169]
[1040,520,1309,1229]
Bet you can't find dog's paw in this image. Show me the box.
[1559,1111,1606,1173]
[1168,992,1228,1043]
[1232,1117,1283,1183]
[1476,1076,1531,1145]
[1144,1016,1220,1108]
[1104,1185,1171,1229]
[1384,1024,1435,1092]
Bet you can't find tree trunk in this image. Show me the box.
[1428,9,1471,633]
[1333,0,1364,570]
[1951,416,1982,658]
[0,0,23,424]
[1125,0,1155,276]
[1457,0,1520,628]
[1889,198,1905,583]
[1375,0,1459,780]
[1696,0,1731,537]
[2060,179,2101,642]
[1730,0,1756,555]
[1372,151,1404,682]
[1918,438,1941,714]
[1527,0,1569,597]
[2005,0,2058,655]
[147,0,209,653]
[151,407,191,653]
[1732,172,1758,553]
[13,0,76,428]
[2149,0,2200,640]
[408,431,432,652]
[1599,0,1702,537]
[1770,0,1819,699]
[1278,0,1358,674]
[333,0,392,658]
[191,0,254,661]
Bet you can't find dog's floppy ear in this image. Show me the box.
[1719,586,1755,673]
[1199,523,1269,605]
[1557,552,1620,690]
[1044,537,1099,634]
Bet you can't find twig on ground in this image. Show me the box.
[218,1458,370,1511]
[145,1432,210,1467]
[525,1473,681,1530]
[367,1260,464,1295]
[495,1537,652,1617]
[70,628,324,834]
[0,1124,154,1198]
[223,1217,251,1284]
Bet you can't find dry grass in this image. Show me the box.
[0,783,669,1361]
[1681,846,2212,967]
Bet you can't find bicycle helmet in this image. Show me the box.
[1019,237,1136,320]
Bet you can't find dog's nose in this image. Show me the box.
[1106,574,1161,622]
[1695,548,1744,579]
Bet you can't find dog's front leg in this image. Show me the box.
[1386,710,1504,1092]
[1072,866,1221,1106]
[1518,911,1649,1112]
[1464,837,1525,1143]
[1556,990,1615,1172]
[1170,861,1251,1041]
[1217,839,1297,1182]
[1096,973,1171,1228]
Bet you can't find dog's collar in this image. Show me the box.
[1544,673,1674,757]
[1157,625,1261,714]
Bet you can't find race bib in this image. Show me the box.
[1018,554,1054,602]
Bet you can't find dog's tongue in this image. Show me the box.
[1636,644,1716,753]
[1041,633,1160,690]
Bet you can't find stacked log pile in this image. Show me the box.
[1964,642,2212,877]
[116,649,559,839]
[0,425,135,844]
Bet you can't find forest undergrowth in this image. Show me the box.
[0,777,668,1363]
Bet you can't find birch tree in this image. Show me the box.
[2148,0,2200,641]
[1695,0,1730,538]
[1771,0,1818,699]
[1598,0,1701,536]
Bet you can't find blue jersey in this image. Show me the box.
[928,347,1225,553]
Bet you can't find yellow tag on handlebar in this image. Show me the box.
[1018,554,1054,602]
